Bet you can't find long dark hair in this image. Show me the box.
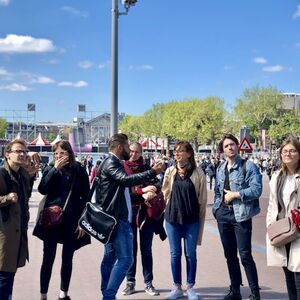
[279,136,300,174]
[52,140,76,167]
[174,141,196,170]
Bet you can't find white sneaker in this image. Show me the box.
[186,288,198,300]
[166,288,184,300]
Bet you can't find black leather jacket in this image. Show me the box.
[95,153,157,220]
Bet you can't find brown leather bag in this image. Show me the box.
[267,217,299,247]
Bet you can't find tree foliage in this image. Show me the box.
[118,115,144,141]
[234,86,284,146]
[0,118,8,138]
[268,110,300,144]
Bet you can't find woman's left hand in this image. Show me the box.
[75,226,85,239]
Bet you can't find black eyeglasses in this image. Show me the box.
[10,149,28,155]
[281,149,298,155]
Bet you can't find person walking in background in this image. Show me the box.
[33,140,90,300]
[122,142,163,297]
[266,136,300,300]
[95,134,164,300]
[205,158,217,190]
[87,156,93,176]
[162,141,207,300]
[90,159,101,184]
[0,139,39,300]
[212,134,262,300]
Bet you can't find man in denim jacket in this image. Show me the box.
[212,134,262,300]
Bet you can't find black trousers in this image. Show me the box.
[283,243,300,300]
[216,205,260,291]
[40,237,75,294]
[0,271,15,300]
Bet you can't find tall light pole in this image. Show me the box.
[111,0,137,135]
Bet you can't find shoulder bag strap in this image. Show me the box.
[62,173,76,211]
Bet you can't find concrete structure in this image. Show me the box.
[282,92,300,110]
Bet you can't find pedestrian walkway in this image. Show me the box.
[13,178,288,300]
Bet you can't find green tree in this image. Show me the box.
[234,86,283,147]
[0,118,8,138]
[268,110,300,144]
[119,115,144,141]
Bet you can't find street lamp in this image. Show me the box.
[111,0,137,135]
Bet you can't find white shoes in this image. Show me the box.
[166,288,184,300]
[186,288,198,300]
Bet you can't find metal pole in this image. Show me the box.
[111,0,118,135]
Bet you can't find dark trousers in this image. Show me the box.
[283,243,300,300]
[126,206,155,284]
[216,205,260,291]
[0,271,15,300]
[209,175,216,190]
[40,238,75,293]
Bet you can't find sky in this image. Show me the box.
[0,0,299,123]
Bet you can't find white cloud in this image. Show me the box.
[0,0,10,6]
[31,75,55,84]
[61,6,89,18]
[223,65,232,71]
[0,34,55,53]
[98,61,110,69]
[78,60,94,69]
[0,83,30,92]
[128,64,154,71]
[58,80,88,88]
[293,5,300,19]
[137,64,154,70]
[253,57,267,64]
[0,66,9,76]
[262,65,284,73]
[48,59,60,64]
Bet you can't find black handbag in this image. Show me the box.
[79,202,117,244]
[79,177,119,244]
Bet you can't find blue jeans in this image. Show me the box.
[216,205,259,291]
[0,271,15,300]
[126,206,155,284]
[101,220,133,300]
[165,220,200,286]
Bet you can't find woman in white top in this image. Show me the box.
[266,136,300,300]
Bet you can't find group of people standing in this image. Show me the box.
[0,132,300,300]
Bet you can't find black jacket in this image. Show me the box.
[33,162,90,249]
[95,153,157,221]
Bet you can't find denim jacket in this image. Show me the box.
[212,156,262,222]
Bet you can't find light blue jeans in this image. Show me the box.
[165,220,200,286]
[100,220,133,300]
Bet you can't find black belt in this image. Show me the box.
[221,202,233,209]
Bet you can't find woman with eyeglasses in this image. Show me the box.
[162,141,207,300]
[266,136,300,300]
[33,140,90,300]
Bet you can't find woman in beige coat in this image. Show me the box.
[162,141,207,300]
[266,136,300,300]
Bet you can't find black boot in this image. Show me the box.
[248,289,261,300]
[223,285,242,300]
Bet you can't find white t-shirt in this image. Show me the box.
[282,175,296,217]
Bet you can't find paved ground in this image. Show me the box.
[13,175,288,300]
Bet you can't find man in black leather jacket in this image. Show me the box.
[95,133,163,300]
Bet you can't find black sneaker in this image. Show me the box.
[248,291,261,300]
[145,283,159,296]
[223,286,242,300]
[122,282,135,295]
